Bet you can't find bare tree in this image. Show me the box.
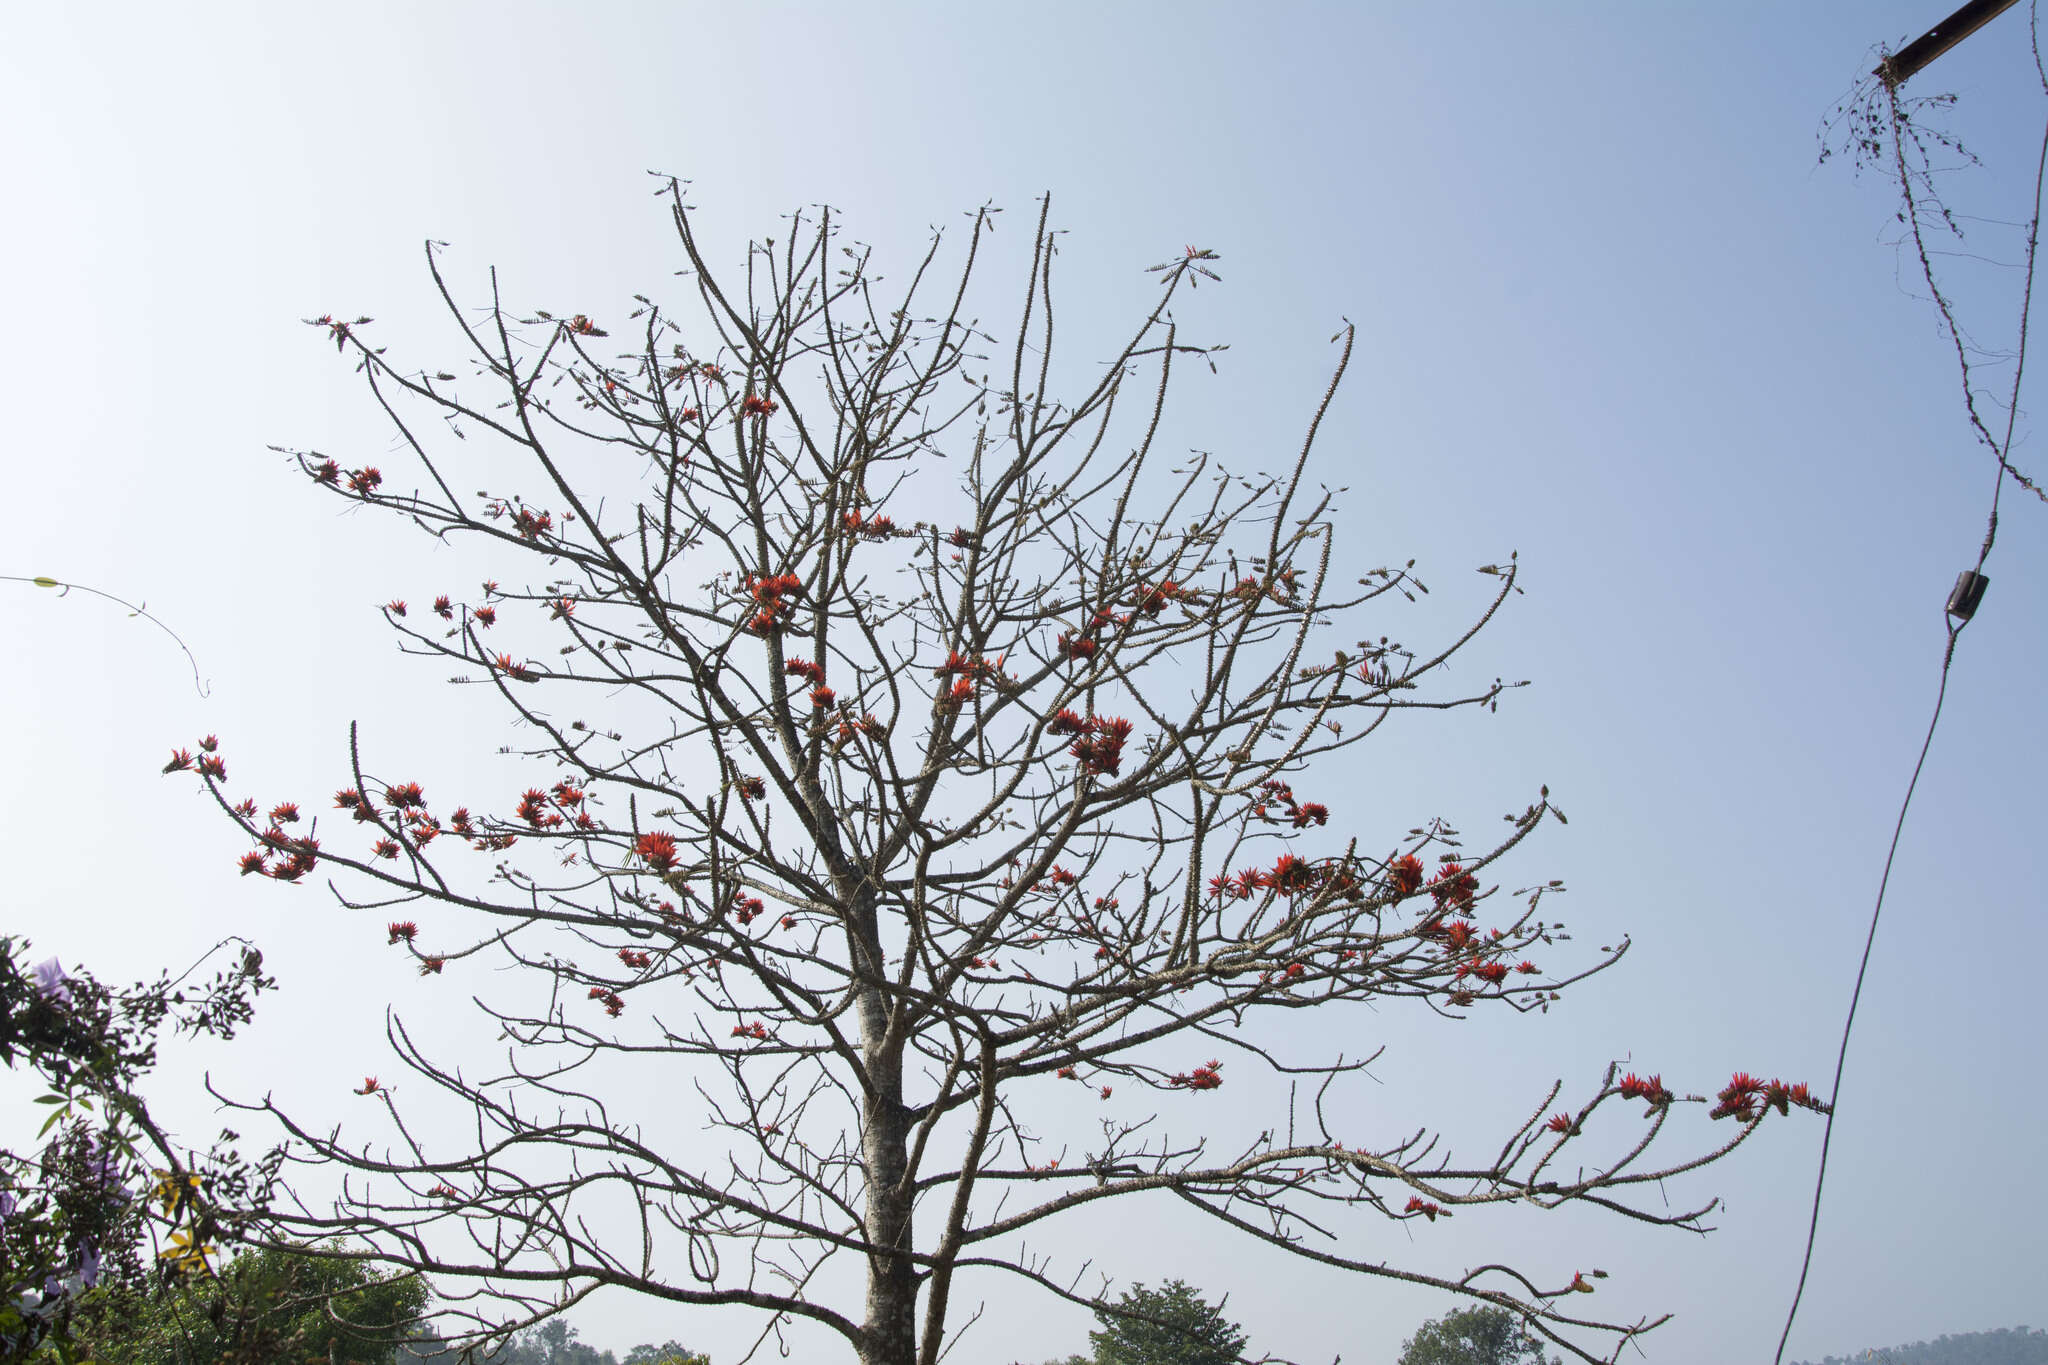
[170,182,1828,1365]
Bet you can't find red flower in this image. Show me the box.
[334,788,363,810]
[1387,854,1424,897]
[433,595,453,619]
[1617,1072,1672,1107]
[313,459,340,484]
[267,802,300,824]
[741,394,776,416]
[448,807,473,834]
[636,831,680,872]
[1268,855,1321,897]
[474,606,497,628]
[197,754,227,781]
[386,599,407,616]
[737,775,766,801]
[588,988,625,1017]
[1515,960,1539,974]
[618,948,653,970]
[238,851,268,876]
[1404,1196,1442,1221]
[347,467,382,494]
[1284,962,1306,979]
[512,508,552,541]
[1100,1086,1113,1099]
[1474,961,1509,984]
[1057,1066,1076,1079]
[810,686,836,709]
[784,658,826,686]
[1545,1113,1575,1135]
[355,1077,381,1095]
[373,839,401,859]
[419,957,445,975]
[1047,709,1087,736]
[1428,863,1478,911]
[680,406,700,421]
[384,781,426,809]
[387,921,418,945]
[1290,801,1329,828]
[163,749,194,773]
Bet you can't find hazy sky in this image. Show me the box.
[4,4,2045,1363]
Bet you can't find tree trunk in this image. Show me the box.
[855,907,917,1365]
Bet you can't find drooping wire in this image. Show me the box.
[1775,15,2048,1360]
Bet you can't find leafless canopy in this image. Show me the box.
[183,182,1825,1365]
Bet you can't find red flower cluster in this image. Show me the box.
[1711,1072,1826,1122]
[1616,1072,1673,1108]
[512,508,553,541]
[1473,961,1509,984]
[313,459,340,484]
[269,802,300,824]
[388,921,418,944]
[736,775,766,801]
[433,596,453,619]
[492,653,535,682]
[741,394,776,416]
[567,314,606,336]
[1055,630,1097,661]
[617,948,652,970]
[347,467,382,495]
[1268,855,1323,898]
[1168,1060,1224,1091]
[1404,1196,1442,1221]
[373,838,401,859]
[474,606,497,628]
[1386,854,1425,898]
[386,599,407,617]
[1066,715,1132,777]
[197,754,227,781]
[810,686,836,709]
[733,892,766,925]
[419,957,444,975]
[636,831,680,872]
[1249,780,1327,829]
[1545,1112,1577,1135]
[1133,579,1190,616]
[384,782,426,810]
[731,1021,772,1041]
[841,510,897,539]
[163,749,194,773]
[588,987,625,1017]
[746,573,804,634]
[784,658,826,687]
[1428,862,1478,913]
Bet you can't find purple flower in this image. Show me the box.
[77,1244,100,1289]
[30,958,70,1006]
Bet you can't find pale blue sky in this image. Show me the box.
[4,4,2045,1362]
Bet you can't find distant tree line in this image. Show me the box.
[1793,1326,2048,1365]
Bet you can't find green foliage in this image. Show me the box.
[0,936,273,1362]
[480,1321,709,1365]
[1792,1325,2048,1365]
[1396,1305,1554,1365]
[1086,1280,1248,1365]
[69,1241,428,1365]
